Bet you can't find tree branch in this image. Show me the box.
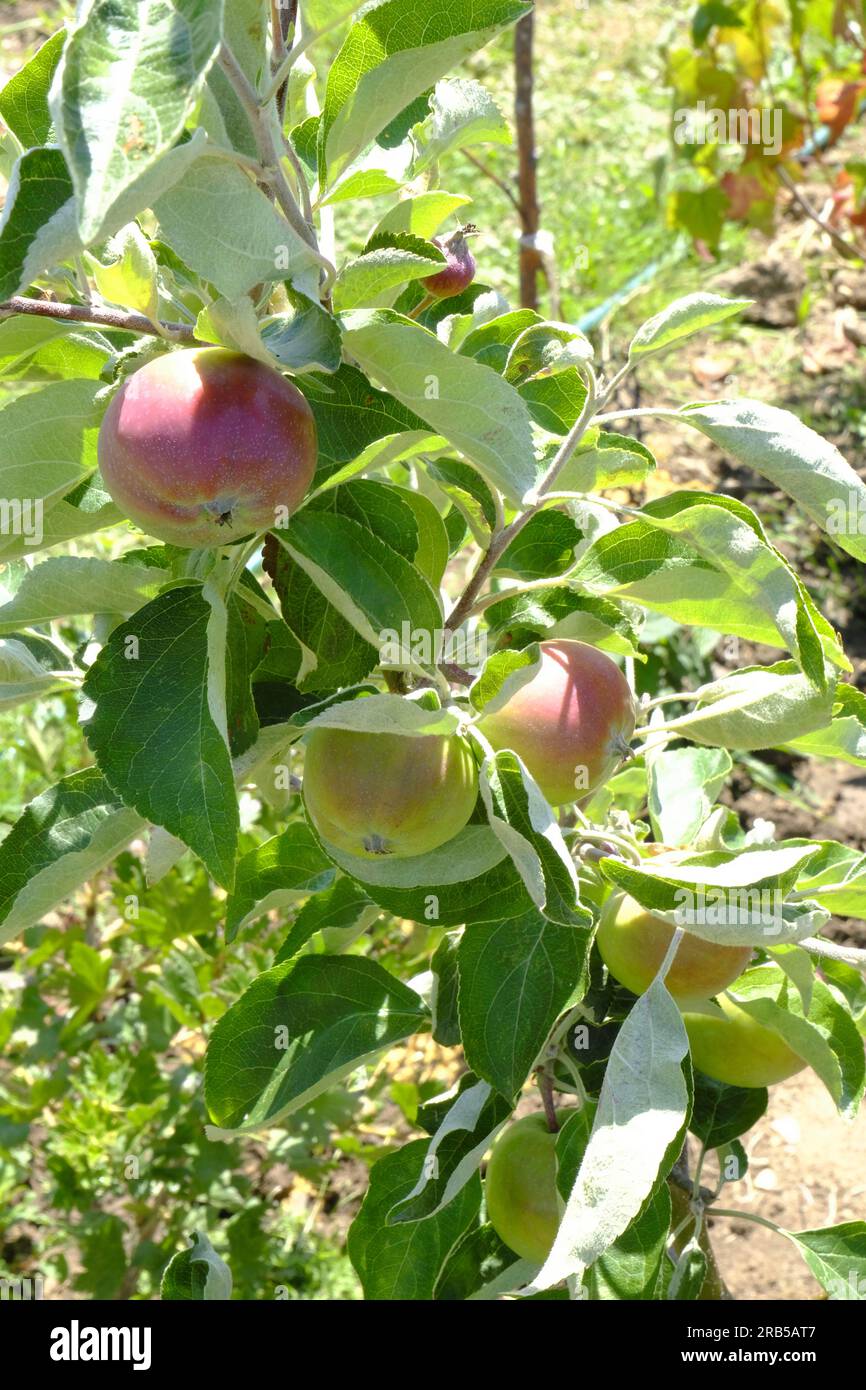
[271,0,297,122]
[218,43,335,291]
[459,147,521,213]
[776,164,863,261]
[0,294,200,342]
[444,371,598,636]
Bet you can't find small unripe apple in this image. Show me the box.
[485,1111,572,1264]
[302,728,478,859]
[98,348,317,547]
[421,225,477,299]
[476,639,636,805]
[596,892,754,1006]
[683,993,807,1088]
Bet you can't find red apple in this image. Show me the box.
[98,348,317,547]
[421,226,477,299]
[477,639,636,805]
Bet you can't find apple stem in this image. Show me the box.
[537,1070,560,1133]
[408,294,435,320]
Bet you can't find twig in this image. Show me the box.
[218,43,335,291]
[459,147,521,213]
[444,370,598,636]
[271,0,296,122]
[0,294,199,342]
[798,935,866,969]
[514,9,541,309]
[537,1070,560,1132]
[776,164,863,260]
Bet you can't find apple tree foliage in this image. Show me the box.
[0,0,865,1301]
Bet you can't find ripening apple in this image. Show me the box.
[476,639,636,805]
[485,1111,572,1264]
[596,892,754,1006]
[420,225,477,299]
[302,727,478,859]
[98,347,317,547]
[683,993,808,1088]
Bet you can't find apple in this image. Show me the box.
[486,1111,569,1264]
[302,728,478,859]
[596,892,754,1005]
[683,993,808,1088]
[98,348,317,547]
[421,226,477,299]
[476,639,636,805]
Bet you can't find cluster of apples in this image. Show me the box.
[485,896,806,1268]
[95,246,802,1278]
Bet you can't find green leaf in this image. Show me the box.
[601,844,826,947]
[0,28,65,148]
[0,316,107,379]
[372,190,472,239]
[629,293,751,358]
[342,310,538,504]
[495,510,582,579]
[689,1073,768,1148]
[0,134,208,310]
[0,146,75,300]
[504,322,593,384]
[161,1231,232,1301]
[529,978,690,1292]
[0,768,144,946]
[204,955,429,1131]
[396,487,450,589]
[325,822,533,926]
[82,584,239,888]
[585,1182,672,1300]
[457,910,587,1098]
[728,966,866,1118]
[668,1245,708,1300]
[87,221,159,318]
[556,429,656,493]
[681,398,866,565]
[0,634,72,709]
[647,746,731,846]
[411,76,510,171]
[665,663,836,749]
[431,932,462,1045]
[483,587,642,658]
[278,510,442,662]
[334,234,444,311]
[574,492,844,683]
[225,822,336,941]
[275,876,375,964]
[155,154,321,299]
[319,0,529,186]
[425,457,497,542]
[225,590,267,758]
[303,362,431,486]
[787,1223,866,1299]
[348,1139,481,1298]
[261,292,343,374]
[0,555,165,633]
[0,378,105,563]
[520,367,588,436]
[51,0,224,240]
[390,1076,512,1223]
[475,745,591,928]
[782,683,866,767]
